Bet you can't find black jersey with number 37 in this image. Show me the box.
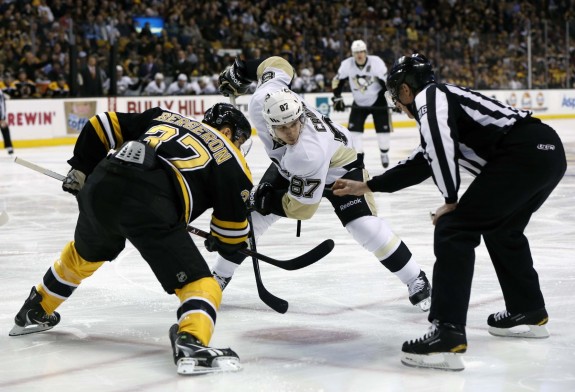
[68,107,253,246]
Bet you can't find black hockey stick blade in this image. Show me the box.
[255,271,288,314]
[274,239,334,270]
[187,225,334,271]
[246,212,289,314]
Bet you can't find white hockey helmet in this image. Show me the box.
[262,88,305,137]
[351,40,367,53]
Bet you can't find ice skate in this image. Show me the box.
[380,152,389,168]
[407,270,431,311]
[212,271,232,291]
[169,324,241,375]
[401,320,467,371]
[487,308,549,338]
[9,286,61,336]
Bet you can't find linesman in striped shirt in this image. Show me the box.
[0,89,14,154]
[332,53,567,371]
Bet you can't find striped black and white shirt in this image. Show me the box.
[0,90,7,121]
[367,83,532,203]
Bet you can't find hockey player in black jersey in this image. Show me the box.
[332,53,567,370]
[9,103,254,375]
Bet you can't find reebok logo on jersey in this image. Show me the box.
[340,198,363,211]
[537,144,555,151]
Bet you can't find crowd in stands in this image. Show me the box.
[0,0,574,99]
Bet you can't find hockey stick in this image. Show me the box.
[187,226,333,271]
[247,213,288,313]
[14,157,66,181]
[228,94,289,313]
[15,157,334,270]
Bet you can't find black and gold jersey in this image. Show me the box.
[68,107,253,246]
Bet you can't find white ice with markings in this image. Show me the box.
[0,120,574,391]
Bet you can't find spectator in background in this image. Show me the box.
[79,55,106,97]
[138,54,161,88]
[198,75,216,94]
[104,65,139,96]
[165,73,191,96]
[1,0,574,98]
[45,56,66,82]
[188,76,202,95]
[45,74,70,98]
[12,69,37,98]
[144,72,166,96]
[173,49,194,80]
[19,50,49,82]
[292,68,323,93]
[1,73,16,98]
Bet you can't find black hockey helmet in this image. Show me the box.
[386,53,435,103]
[203,103,252,142]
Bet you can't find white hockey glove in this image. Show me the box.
[62,168,86,196]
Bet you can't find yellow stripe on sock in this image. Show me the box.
[39,241,105,314]
[175,277,222,345]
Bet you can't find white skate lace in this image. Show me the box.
[493,310,511,321]
[408,322,439,344]
[408,277,425,296]
[26,310,57,326]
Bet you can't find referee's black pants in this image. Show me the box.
[429,120,567,326]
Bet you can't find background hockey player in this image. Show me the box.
[331,40,392,168]
[332,53,567,371]
[215,55,432,311]
[9,103,254,375]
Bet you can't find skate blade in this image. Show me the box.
[416,297,431,312]
[9,323,55,336]
[177,357,242,375]
[488,324,550,339]
[401,352,465,371]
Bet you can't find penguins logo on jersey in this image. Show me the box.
[353,74,374,93]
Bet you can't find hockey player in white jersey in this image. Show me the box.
[215,56,431,310]
[332,40,393,168]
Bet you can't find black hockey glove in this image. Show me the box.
[247,182,274,216]
[218,57,252,97]
[62,168,86,196]
[204,235,247,257]
[331,96,345,112]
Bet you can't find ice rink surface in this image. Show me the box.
[0,120,574,392]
